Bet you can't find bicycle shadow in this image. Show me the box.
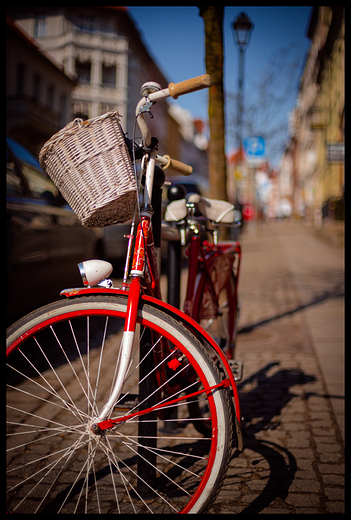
[237,362,315,433]
[237,285,344,335]
[229,362,316,513]
[230,438,297,514]
[39,363,313,513]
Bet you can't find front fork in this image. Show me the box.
[97,212,152,423]
[97,149,159,423]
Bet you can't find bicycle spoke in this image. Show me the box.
[7,296,232,513]
[56,436,96,514]
[6,382,90,423]
[92,316,109,413]
[73,438,100,514]
[121,352,189,415]
[7,70,236,514]
[7,354,89,424]
[86,317,91,417]
[101,436,153,513]
[100,435,179,512]
[33,335,90,423]
[103,436,124,514]
[111,429,203,483]
[68,320,99,416]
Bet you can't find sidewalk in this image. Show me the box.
[207,220,344,514]
[278,221,344,441]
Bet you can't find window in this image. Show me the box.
[100,103,117,115]
[77,14,96,33]
[34,14,46,38]
[102,64,116,87]
[73,101,90,120]
[75,59,91,84]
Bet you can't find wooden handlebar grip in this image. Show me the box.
[163,155,193,176]
[168,74,212,100]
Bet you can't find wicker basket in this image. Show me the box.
[39,111,137,228]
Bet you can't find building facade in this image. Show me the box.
[8,6,208,177]
[290,6,344,224]
[9,7,157,130]
[6,16,76,154]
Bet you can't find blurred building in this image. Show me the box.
[227,147,282,221]
[169,105,209,179]
[227,146,248,205]
[6,16,76,155]
[289,6,344,225]
[7,6,207,176]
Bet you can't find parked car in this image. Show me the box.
[6,137,101,324]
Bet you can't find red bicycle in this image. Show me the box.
[6,75,242,514]
[164,191,242,371]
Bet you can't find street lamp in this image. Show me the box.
[232,12,254,206]
[232,12,254,151]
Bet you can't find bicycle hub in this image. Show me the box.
[90,423,102,435]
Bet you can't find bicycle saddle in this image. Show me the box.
[164,193,235,223]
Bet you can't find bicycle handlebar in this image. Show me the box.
[156,154,193,176]
[136,74,212,149]
[168,74,212,100]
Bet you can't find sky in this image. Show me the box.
[128,6,312,168]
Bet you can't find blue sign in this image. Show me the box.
[244,136,265,158]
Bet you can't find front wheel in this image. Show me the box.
[6,294,232,514]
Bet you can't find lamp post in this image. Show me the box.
[232,12,253,206]
[232,12,253,152]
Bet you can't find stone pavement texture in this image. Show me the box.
[7,220,344,514]
[207,221,344,514]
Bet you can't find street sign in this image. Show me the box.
[244,136,265,160]
[327,142,344,163]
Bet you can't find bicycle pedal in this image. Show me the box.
[228,360,243,382]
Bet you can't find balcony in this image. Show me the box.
[308,106,328,129]
[72,31,128,53]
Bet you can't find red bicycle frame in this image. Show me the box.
[60,203,243,447]
[60,72,243,443]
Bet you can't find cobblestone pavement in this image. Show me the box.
[7,221,344,514]
[207,221,344,514]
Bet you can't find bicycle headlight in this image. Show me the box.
[78,259,113,287]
